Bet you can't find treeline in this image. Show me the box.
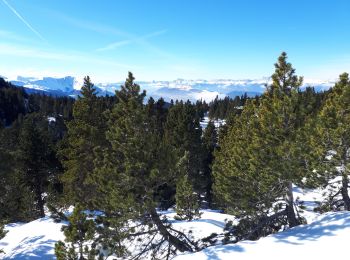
[0,78,75,127]
[208,94,250,119]
[0,74,217,258]
[0,81,76,227]
[1,52,347,259]
[0,86,73,222]
[207,82,326,121]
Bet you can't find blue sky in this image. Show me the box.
[0,0,349,82]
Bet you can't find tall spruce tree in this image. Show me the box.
[93,72,196,258]
[175,152,201,220]
[17,114,57,218]
[0,125,35,222]
[60,76,106,207]
[214,53,307,240]
[164,101,203,194]
[146,97,172,209]
[307,73,350,211]
[213,101,263,215]
[202,121,218,207]
[55,205,99,260]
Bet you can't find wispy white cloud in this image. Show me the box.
[0,29,28,41]
[0,29,44,46]
[96,29,167,52]
[1,0,46,42]
[48,12,176,59]
[0,43,135,69]
[96,40,132,52]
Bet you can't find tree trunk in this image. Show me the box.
[341,173,350,211]
[79,242,84,260]
[240,209,287,241]
[35,178,45,218]
[78,228,84,260]
[285,181,298,227]
[206,180,213,209]
[149,208,193,252]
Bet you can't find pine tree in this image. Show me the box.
[55,205,98,260]
[17,114,57,218]
[213,53,307,240]
[202,121,218,207]
[0,78,27,126]
[60,76,107,207]
[164,101,203,193]
[254,52,304,227]
[175,152,201,220]
[213,101,262,215]
[307,73,350,211]
[146,97,172,209]
[0,222,7,254]
[0,223,5,240]
[94,72,196,258]
[0,126,35,222]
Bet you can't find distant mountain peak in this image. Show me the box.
[5,75,336,102]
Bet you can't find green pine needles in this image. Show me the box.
[0,223,7,255]
[213,52,307,240]
[175,152,201,221]
[55,205,99,260]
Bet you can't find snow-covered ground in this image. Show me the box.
[163,210,236,240]
[0,210,234,260]
[175,211,350,260]
[200,116,226,129]
[0,184,348,259]
[0,217,65,259]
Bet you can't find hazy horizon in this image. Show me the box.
[1,0,350,82]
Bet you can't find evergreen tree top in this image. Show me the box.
[117,72,146,104]
[79,76,97,100]
[334,72,350,92]
[268,52,303,96]
[339,72,349,84]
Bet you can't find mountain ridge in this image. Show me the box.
[2,75,335,102]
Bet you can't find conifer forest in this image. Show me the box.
[1,52,350,259]
[1,1,350,259]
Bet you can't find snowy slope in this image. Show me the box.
[0,210,233,260]
[0,178,347,259]
[10,76,81,92]
[1,207,349,259]
[0,217,65,259]
[175,211,350,260]
[163,210,236,241]
[2,209,350,260]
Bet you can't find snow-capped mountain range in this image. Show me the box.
[2,75,335,102]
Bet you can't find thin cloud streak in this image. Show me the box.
[97,40,131,52]
[50,12,176,60]
[0,43,135,69]
[0,29,29,42]
[1,0,46,42]
[96,29,167,52]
